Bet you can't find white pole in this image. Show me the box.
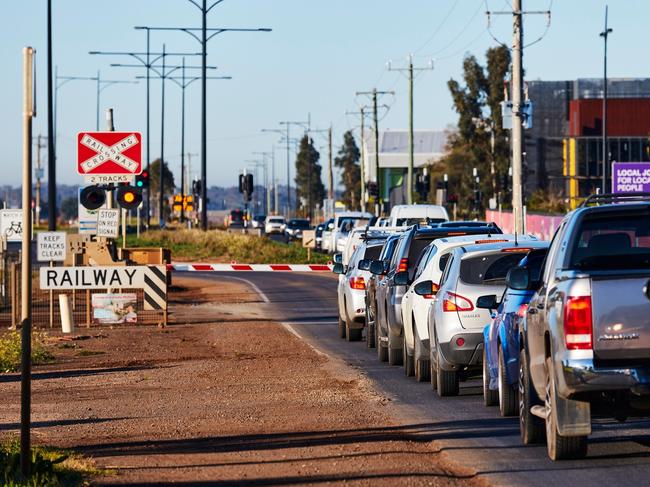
[58,294,75,334]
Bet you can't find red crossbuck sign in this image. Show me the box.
[77,132,142,175]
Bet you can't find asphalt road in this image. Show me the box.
[186,271,650,487]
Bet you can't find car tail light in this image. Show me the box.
[517,303,528,318]
[564,296,592,350]
[397,257,408,273]
[501,247,533,253]
[349,277,366,290]
[474,239,509,244]
[442,292,474,312]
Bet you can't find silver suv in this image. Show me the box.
[520,194,650,460]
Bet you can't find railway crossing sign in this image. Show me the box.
[77,131,142,176]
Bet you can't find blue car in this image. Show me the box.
[481,247,549,417]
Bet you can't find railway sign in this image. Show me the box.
[0,209,24,242]
[37,232,66,262]
[77,131,142,176]
[96,209,120,238]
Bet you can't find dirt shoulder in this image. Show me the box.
[0,276,479,486]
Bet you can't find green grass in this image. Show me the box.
[125,229,331,264]
[0,332,54,374]
[1,438,108,486]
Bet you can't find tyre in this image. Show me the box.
[366,307,375,349]
[430,334,438,391]
[403,339,414,376]
[376,321,388,362]
[483,346,498,407]
[338,315,346,339]
[346,322,362,342]
[436,341,459,396]
[498,346,518,416]
[388,333,403,366]
[518,347,545,444]
[414,325,430,382]
[545,358,588,460]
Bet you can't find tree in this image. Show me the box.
[150,158,176,221]
[294,135,325,219]
[430,46,511,218]
[60,197,78,222]
[334,130,361,210]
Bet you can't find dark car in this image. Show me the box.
[481,246,549,416]
[372,224,504,366]
[285,218,311,240]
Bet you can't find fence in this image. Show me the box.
[0,252,163,329]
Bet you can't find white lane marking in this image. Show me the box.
[219,275,270,303]
[281,322,329,358]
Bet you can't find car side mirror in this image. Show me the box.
[476,294,499,310]
[394,271,409,286]
[333,253,342,264]
[414,280,439,296]
[358,259,371,271]
[332,263,344,274]
[369,260,384,275]
[506,266,529,291]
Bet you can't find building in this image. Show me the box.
[525,78,650,206]
[361,129,449,207]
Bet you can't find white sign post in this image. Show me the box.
[97,209,120,238]
[0,209,24,242]
[36,232,66,262]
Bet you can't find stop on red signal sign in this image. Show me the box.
[77,131,142,176]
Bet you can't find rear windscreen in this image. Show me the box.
[460,253,529,285]
[569,211,650,270]
[396,217,445,226]
[364,245,383,261]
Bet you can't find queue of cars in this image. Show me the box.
[332,195,650,461]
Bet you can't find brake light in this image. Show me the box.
[442,292,474,312]
[349,277,366,290]
[564,296,592,350]
[474,239,509,244]
[447,232,467,236]
[501,247,533,253]
[397,257,408,273]
[517,303,528,318]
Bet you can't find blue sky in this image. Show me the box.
[0,0,646,189]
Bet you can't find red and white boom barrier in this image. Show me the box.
[168,263,333,272]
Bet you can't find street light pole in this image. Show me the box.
[600,6,613,194]
[47,0,55,230]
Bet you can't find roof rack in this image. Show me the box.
[578,192,650,208]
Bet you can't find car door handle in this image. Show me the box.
[528,307,538,315]
[536,302,544,310]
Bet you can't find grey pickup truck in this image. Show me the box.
[519,193,650,460]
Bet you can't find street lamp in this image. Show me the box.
[600,6,613,193]
[138,14,272,230]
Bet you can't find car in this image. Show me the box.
[520,193,650,460]
[327,211,374,253]
[226,209,245,229]
[481,247,549,416]
[424,240,549,397]
[401,233,530,381]
[388,204,449,227]
[264,215,286,234]
[285,218,311,240]
[315,222,326,250]
[333,240,384,341]
[321,218,335,253]
[373,224,504,367]
[251,214,266,229]
[366,234,402,352]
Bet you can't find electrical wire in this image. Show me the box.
[413,0,461,54]
[420,0,485,58]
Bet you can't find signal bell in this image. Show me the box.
[80,185,106,210]
[116,185,143,210]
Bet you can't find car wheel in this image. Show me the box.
[376,320,388,362]
[545,358,588,460]
[366,306,375,349]
[338,315,346,339]
[414,325,430,382]
[483,346,498,407]
[388,333,403,366]
[429,334,438,391]
[346,322,362,342]
[436,341,459,397]
[403,339,414,376]
[518,347,545,444]
[498,346,518,416]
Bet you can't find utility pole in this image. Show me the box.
[487,1,550,233]
[346,107,372,210]
[356,89,394,215]
[328,125,333,201]
[388,55,433,204]
[600,6,613,194]
[47,0,55,231]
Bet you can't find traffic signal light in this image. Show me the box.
[135,170,149,189]
[80,185,106,210]
[192,180,202,196]
[116,185,143,210]
[367,182,379,198]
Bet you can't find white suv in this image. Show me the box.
[264,216,286,234]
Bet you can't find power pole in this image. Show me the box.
[47,0,55,231]
[328,125,333,201]
[600,6,613,193]
[346,107,372,210]
[487,1,550,233]
[388,55,433,204]
[356,89,394,215]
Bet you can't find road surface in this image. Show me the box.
[187,270,650,487]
